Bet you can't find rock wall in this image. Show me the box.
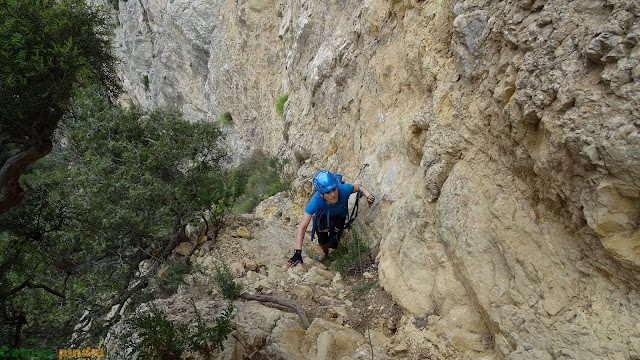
[113,0,640,358]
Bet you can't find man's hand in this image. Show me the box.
[366,193,375,207]
[286,249,303,268]
[358,186,376,207]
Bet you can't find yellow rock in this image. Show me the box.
[237,227,251,239]
[594,180,640,267]
[175,242,193,256]
[157,265,169,278]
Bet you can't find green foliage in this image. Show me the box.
[219,111,232,125]
[107,0,119,10]
[323,226,373,276]
[213,260,243,301]
[123,303,189,360]
[154,260,192,296]
[0,0,119,144]
[0,86,233,348]
[120,301,234,360]
[113,255,242,359]
[229,150,290,214]
[0,0,119,216]
[352,281,379,295]
[53,88,230,243]
[141,74,149,90]
[276,94,288,117]
[189,301,234,357]
[121,272,238,359]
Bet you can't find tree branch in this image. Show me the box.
[183,216,217,266]
[73,239,172,340]
[4,280,66,299]
[0,141,53,214]
[76,272,152,336]
[240,293,310,327]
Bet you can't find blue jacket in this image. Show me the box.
[305,182,354,241]
[304,182,354,218]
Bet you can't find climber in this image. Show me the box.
[286,170,375,268]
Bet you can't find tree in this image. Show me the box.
[0,87,232,348]
[0,0,119,215]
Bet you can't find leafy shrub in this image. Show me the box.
[107,0,119,10]
[324,226,372,276]
[276,94,288,117]
[141,74,149,90]
[352,280,379,295]
[121,300,234,360]
[123,303,189,360]
[229,150,290,214]
[154,260,192,296]
[213,260,243,301]
[121,259,241,359]
[0,86,232,347]
[219,111,232,125]
[0,0,119,220]
[190,301,234,357]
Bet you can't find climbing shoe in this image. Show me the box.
[314,252,327,263]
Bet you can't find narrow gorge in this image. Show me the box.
[109,0,640,358]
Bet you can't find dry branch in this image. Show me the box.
[0,142,53,214]
[240,293,310,327]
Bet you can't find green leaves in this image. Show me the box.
[228,150,290,214]
[324,226,373,276]
[1,0,120,215]
[121,300,234,359]
[213,260,243,301]
[58,89,228,240]
[0,86,233,348]
[275,93,288,117]
[0,0,119,142]
[219,111,232,125]
[123,303,190,360]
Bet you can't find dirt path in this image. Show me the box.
[186,214,459,359]
[213,216,400,330]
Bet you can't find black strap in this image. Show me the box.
[312,190,363,241]
[344,190,363,230]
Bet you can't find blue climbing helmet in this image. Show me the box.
[313,170,338,193]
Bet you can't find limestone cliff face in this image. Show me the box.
[114,0,640,358]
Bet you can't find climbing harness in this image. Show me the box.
[310,163,369,243]
[344,190,363,230]
[341,163,370,230]
[310,163,376,359]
